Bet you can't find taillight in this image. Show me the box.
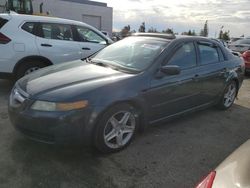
[195,171,216,188]
[0,32,11,44]
[242,51,250,62]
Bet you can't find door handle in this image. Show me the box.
[41,43,52,47]
[82,47,91,50]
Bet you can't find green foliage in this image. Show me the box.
[162,28,174,34]
[219,30,230,41]
[139,22,146,32]
[200,20,208,37]
[182,30,196,36]
[148,27,158,33]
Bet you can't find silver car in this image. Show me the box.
[196,139,250,188]
[228,39,250,54]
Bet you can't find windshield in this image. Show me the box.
[234,39,250,45]
[92,37,168,72]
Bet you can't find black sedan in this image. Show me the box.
[8,36,245,153]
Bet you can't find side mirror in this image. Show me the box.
[161,65,181,75]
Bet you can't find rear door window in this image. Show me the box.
[168,42,197,69]
[0,18,8,29]
[198,42,220,65]
[40,23,73,41]
[21,22,35,34]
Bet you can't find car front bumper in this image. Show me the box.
[9,105,96,145]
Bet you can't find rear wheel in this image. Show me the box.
[217,81,237,110]
[16,60,47,79]
[94,104,138,153]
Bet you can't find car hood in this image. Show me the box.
[212,139,250,188]
[18,60,133,98]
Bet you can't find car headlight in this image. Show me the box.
[31,100,88,111]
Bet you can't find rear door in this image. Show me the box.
[195,41,227,104]
[35,22,81,64]
[73,25,107,59]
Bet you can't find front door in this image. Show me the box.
[74,25,107,59]
[146,42,202,123]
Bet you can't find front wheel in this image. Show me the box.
[16,60,47,79]
[94,104,138,153]
[217,81,237,110]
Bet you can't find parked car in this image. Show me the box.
[228,39,250,54]
[242,50,250,74]
[228,37,244,44]
[8,35,245,153]
[195,139,250,188]
[0,12,112,79]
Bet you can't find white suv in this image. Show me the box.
[0,12,112,79]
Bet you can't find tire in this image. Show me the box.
[217,81,237,110]
[16,60,47,80]
[94,103,138,153]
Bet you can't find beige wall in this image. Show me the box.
[32,0,113,34]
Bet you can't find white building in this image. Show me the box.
[0,0,113,34]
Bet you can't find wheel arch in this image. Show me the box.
[13,56,53,75]
[226,73,240,96]
[90,99,149,143]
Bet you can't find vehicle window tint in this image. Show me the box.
[217,47,225,61]
[41,23,73,41]
[168,42,196,69]
[76,26,106,44]
[198,43,219,65]
[0,18,8,29]
[21,22,35,34]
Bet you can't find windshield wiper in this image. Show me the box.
[86,58,139,74]
[86,58,109,68]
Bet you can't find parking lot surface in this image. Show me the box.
[0,77,250,188]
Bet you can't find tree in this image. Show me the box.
[219,30,230,41]
[148,27,158,33]
[121,25,130,38]
[219,30,223,39]
[162,28,174,34]
[181,30,196,36]
[139,22,146,32]
[200,20,208,37]
[222,31,230,41]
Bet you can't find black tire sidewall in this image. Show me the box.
[94,103,138,153]
[16,60,46,79]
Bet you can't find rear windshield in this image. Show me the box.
[0,18,8,29]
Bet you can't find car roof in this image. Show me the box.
[132,33,176,40]
[131,33,218,43]
[1,12,89,26]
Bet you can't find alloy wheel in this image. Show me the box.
[223,82,237,108]
[104,111,136,149]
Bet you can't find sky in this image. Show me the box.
[96,0,250,37]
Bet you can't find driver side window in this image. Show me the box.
[76,26,106,44]
[168,42,197,69]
